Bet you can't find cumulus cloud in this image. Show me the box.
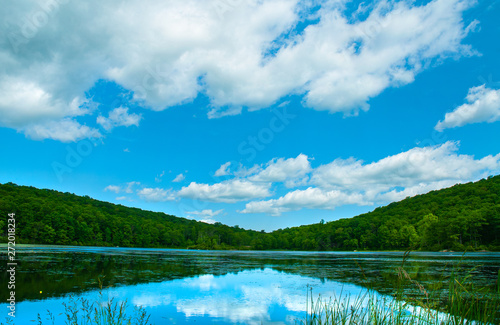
[296,0,477,113]
[0,0,478,140]
[186,209,224,224]
[311,141,500,193]
[129,143,500,214]
[96,107,142,131]
[435,85,500,131]
[242,142,500,215]
[241,188,368,216]
[21,118,101,142]
[104,185,121,193]
[178,179,271,203]
[137,187,176,202]
[249,154,311,187]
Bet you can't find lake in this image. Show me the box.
[1,245,499,324]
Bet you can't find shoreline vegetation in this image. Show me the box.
[1,175,500,252]
[0,243,495,253]
[301,252,500,324]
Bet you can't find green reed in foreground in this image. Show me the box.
[299,288,499,325]
[54,294,151,325]
[299,252,500,325]
[1,296,150,325]
[0,276,151,325]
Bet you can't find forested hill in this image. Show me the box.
[273,175,500,251]
[1,175,499,251]
[0,182,263,250]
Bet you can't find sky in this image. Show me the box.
[0,0,499,231]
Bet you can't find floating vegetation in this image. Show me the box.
[299,252,500,325]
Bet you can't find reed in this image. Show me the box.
[299,252,500,325]
[0,275,152,325]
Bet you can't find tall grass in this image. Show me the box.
[1,276,151,325]
[53,293,151,325]
[299,252,500,325]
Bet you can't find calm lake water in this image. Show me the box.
[1,245,499,324]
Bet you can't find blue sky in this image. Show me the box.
[0,0,499,231]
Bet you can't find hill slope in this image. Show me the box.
[1,175,499,251]
[0,183,261,249]
[272,175,500,251]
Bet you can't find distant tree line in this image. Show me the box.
[1,175,499,251]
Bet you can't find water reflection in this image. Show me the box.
[0,246,499,324]
[2,246,499,304]
[3,268,369,325]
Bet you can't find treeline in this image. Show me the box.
[1,175,499,251]
[0,183,262,249]
[273,175,500,251]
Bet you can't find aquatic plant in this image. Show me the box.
[299,252,500,325]
[0,276,151,325]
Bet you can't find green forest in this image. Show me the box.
[1,175,499,251]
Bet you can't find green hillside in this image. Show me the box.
[1,175,499,251]
[273,175,500,251]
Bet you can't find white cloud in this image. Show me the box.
[104,185,121,193]
[186,209,224,224]
[105,182,140,194]
[296,0,478,114]
[241,187,368,216]
[249,154,311,187]
[22,118,101,142]
[172,173,185,182]
[96,107,142,131]
[178,179,271,203]
[176,143,500,214]
[187,209,223,218]
[311,141,500,193]
[207,106,243,119]
[0,77,92,126]
[242,142,500,215]
[435,85,500,131]
[233,164,263,178]
[0,0,477,140]
[373,180,464,203]
[215,162,232,177]
[137,187,176,202]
